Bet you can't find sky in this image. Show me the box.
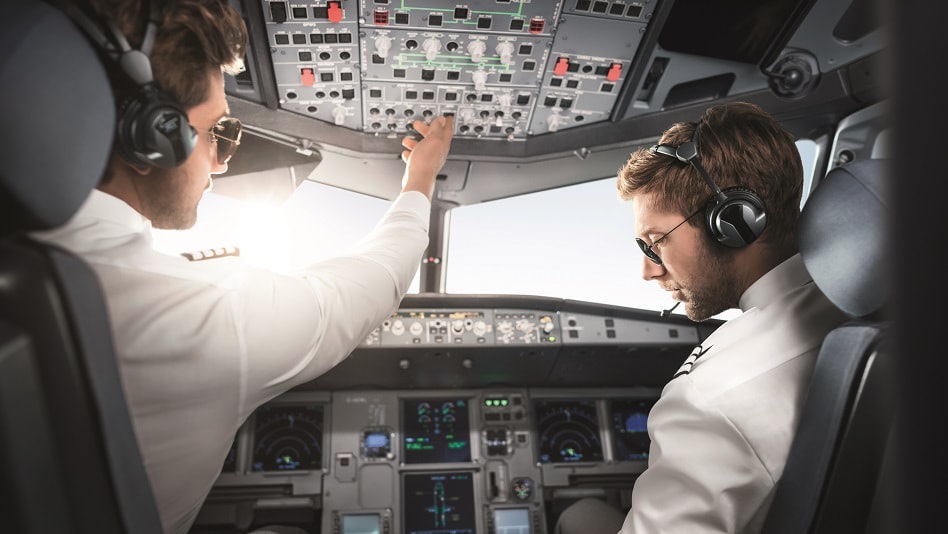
[153,141,817,323]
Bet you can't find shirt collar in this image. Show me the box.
[78,189,153,234]
[738,253,812,312]
[60,189,156,248]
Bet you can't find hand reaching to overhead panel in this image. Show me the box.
[400,114,455,200]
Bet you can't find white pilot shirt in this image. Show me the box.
[33,189,431,534]
[620,254,849,534]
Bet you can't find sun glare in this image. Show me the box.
[232,202,292,272]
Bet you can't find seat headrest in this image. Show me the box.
[0,0,114,236]
[798,158,890,319]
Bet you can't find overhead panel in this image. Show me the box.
[258,0,654,141]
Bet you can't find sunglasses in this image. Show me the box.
[635,205,704,265]
[207,117,242,165]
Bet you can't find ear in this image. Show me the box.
[106,151,153,177]
[126,160,153,176]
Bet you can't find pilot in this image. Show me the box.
[33,1,454,533]
[555,102,849,533]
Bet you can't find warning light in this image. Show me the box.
[529,17,545,34]
[374,8,388,25]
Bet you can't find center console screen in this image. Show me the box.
[403,471,476,534]
[402,398,471,464]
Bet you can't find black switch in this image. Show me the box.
[269,1,288,23]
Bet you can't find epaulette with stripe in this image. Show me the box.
[181,246,240,261]
[673,344,713,378]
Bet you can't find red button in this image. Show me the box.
[607,63,622,81]
[553,57,569,76]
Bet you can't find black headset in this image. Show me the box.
[651,135,767,248]
[65,1,197,169]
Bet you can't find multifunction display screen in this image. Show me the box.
[402,398,472,464]
[403,471,476,534]
[251,404,324,471]
[610,398,658,461]
[534,399,603,463]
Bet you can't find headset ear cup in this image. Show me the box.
[706,186,767,247]
[115,87,197,169]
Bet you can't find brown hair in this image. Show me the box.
[616,102,803,250]
[83,0,247,109]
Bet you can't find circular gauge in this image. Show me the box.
[534,399,603,463]
[252,404,324,472]
[418,402,432,416]
[511,477,535,501]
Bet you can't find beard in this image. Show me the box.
[679,238,742,322]
[138,167,203,230]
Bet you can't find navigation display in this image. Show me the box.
[534,399,603,463]
[403,471,476,534]
[609,398,658,461]
[251,404,324,472]
[402,398,472,464]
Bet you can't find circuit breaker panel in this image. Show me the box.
[260,0,653,140]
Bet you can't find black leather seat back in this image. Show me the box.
[0,1,163,532]
[762,158,893,534]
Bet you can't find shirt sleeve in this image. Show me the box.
[237,191,430,408]
[620,376,774,533]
